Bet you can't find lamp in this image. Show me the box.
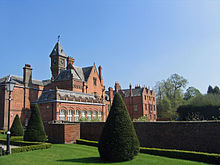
[5,77,15,155]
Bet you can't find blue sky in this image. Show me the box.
[1,0,220,94]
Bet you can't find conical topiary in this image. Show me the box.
[98,92,140,162]
[24,104,47,142]
[10,114,24,136]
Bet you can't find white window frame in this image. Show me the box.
[93,111,97,120]
[81,110,86,119]
[98,111,102,121]
[67,110,73,121]
[87,111,91,121]
[59,109,65,121]
[75,110,79,121]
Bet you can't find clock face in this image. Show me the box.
[60,59,64,65]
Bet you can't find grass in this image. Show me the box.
[0,144,209,165]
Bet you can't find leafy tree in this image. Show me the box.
[24,104,47,142]
[157,96,172,119]
[213,86,220,95]
[10,114,24,136]
[154,73,188,120]
[207,85,213,94]
[98,93,140,162]
[184,86,201,100]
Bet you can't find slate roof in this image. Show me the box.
[49,41,66,57]
[54,66,93,82]
[36,89,96,102]
[105,87,153,97]
[0,75,51,86]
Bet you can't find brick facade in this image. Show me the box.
[0,41,109,130]
[106,83,157,121]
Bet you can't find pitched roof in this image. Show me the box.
[49,41,66,57]
[0,75,51,86]
[54,66,93,82]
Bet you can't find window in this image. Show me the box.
[144,95,146,100]
[93,111,97,120]
[81,110,86,119]
[98,111,102,121]
[75,110,79,121]
[145,104,147,111]
[134,105,137,112]
[87,111,91,121]
[67,110,73,121]
[93,77,97,86]
[59,109,65,121]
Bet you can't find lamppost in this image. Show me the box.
[5,77,15,155]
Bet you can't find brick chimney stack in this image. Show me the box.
[23,64,32,87]
[109,87,113,104]
[98,65,103,85]
[67,56,75,70]
[129,84,132,96]
[115,82,121,92]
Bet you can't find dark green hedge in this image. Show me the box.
[140,147,220,164]
[76,139,220,164]
[76,139,98,147]
[177,105,220,121]
[2,143,51,155]
[0,138,41,146]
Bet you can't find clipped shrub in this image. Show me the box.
[24,104,47,142]
[98,92,140,162]
[10,114,24,136]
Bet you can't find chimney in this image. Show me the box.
[115,82,121,92]
[23,64,32,87]
[98,65,103,85]
[129,84,132,96]
[67,56,75,70]
[109,87,113,104]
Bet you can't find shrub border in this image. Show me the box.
[76,139,220,164]
[0,138,51,155]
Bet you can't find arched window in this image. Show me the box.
[75,110,79,121]
[87,111,91,121]
[81,110,86,119]
[67,110,73,121]
[93,111,97,120]
[59,109,65,121]
[98,111,102,121]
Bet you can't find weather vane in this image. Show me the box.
[57,35,61,42]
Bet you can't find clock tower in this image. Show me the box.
[50,41,67,80]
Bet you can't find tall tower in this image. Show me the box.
[50,41,67,80]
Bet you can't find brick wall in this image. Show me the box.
[79,121,220,154]
[47,123,80,144]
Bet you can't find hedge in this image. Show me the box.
[76,139,220,164]
[0,138,52,156]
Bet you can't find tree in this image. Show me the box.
[184,86,201,100]
[213,86,220,95]
[154,73,188,120]
[207,85,213,94]
[10,114,24,136]
[98,93,140,162]
[157,96,172,119]
[24,104,47,142]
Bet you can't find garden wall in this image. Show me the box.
[80,121,220,154]
[47,123,80,144]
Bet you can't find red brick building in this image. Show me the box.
[106,82,157,121]
[0,41,109,130]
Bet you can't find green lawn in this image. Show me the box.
[0,144,209,165]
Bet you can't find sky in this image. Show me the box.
[1,0,220,94]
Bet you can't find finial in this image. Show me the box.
[57,35,60,42]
